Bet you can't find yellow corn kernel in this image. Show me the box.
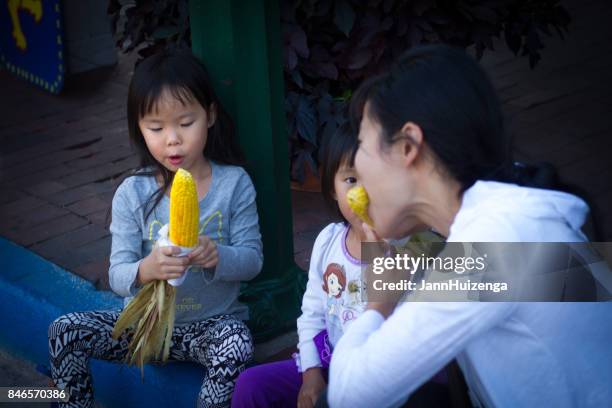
[346,186,373,227]
[169,168,199,247]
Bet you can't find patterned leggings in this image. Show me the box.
[48,311,253,408]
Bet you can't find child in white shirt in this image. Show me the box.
[231,123,370,407]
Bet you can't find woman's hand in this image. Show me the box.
[361,222,386,245]
[298,368,326,408]
[187,235,219,269]
[138,245,189,285]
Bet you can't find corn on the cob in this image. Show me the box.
[169,168,199,247]
[111,168,199,377]
[347,186,373,227]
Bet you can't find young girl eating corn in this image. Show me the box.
[230,123,364,408]
[48,47,263,408]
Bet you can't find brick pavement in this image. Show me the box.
[0,0,610,290]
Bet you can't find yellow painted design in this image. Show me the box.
[199,210,224,244]
[176,297,202,312]
[3,1,64,94]
[8,0,43,51]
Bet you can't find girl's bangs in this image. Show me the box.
[138,84,197,119]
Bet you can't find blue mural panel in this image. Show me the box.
[0,0,64,93]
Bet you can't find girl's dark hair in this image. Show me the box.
[350,44,509,194]
[350,44,601,239]
[320,121,356,223]
[125,46,246,221]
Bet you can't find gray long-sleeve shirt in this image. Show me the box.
[109,161,263,324]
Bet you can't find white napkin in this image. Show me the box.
[156,223,195,287]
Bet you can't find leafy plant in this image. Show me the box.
[108,0,571,183]
[107,0,190,59]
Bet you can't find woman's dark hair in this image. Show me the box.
[320,121,356,223]
[125,46,246,221]
[350,44,601,239]
[350,44,510,193]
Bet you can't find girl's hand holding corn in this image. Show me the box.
[187,235,219,269]
[137,245,190,286]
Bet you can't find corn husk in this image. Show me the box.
[112,280,176,378]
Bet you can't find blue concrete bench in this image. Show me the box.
[0,237,208,407]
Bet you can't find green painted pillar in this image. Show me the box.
[189,0,306,342]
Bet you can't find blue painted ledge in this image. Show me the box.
[0,237,206,407]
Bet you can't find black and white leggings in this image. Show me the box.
[48,311,253,408]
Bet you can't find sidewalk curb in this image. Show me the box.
[0,237,209,407]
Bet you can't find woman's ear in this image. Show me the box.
[397,122,423,167]
[207,103,217,128]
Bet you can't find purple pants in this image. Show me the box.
[232,330,331,407]
[231,359,328,408]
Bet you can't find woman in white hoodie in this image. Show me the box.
[327,45,612,408]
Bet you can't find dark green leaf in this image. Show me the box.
[291,149,306,182]
[296,96,317,145]
[317,93,334,124]
[291,70,304,88]
[347,49,372,69]
[334,0,356,37]
[504,25,521,55]
[305,150,318,177]
[290,25,310,58]
[321,119,338,148]
[311,62,338,80]
[285,48,298,70]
